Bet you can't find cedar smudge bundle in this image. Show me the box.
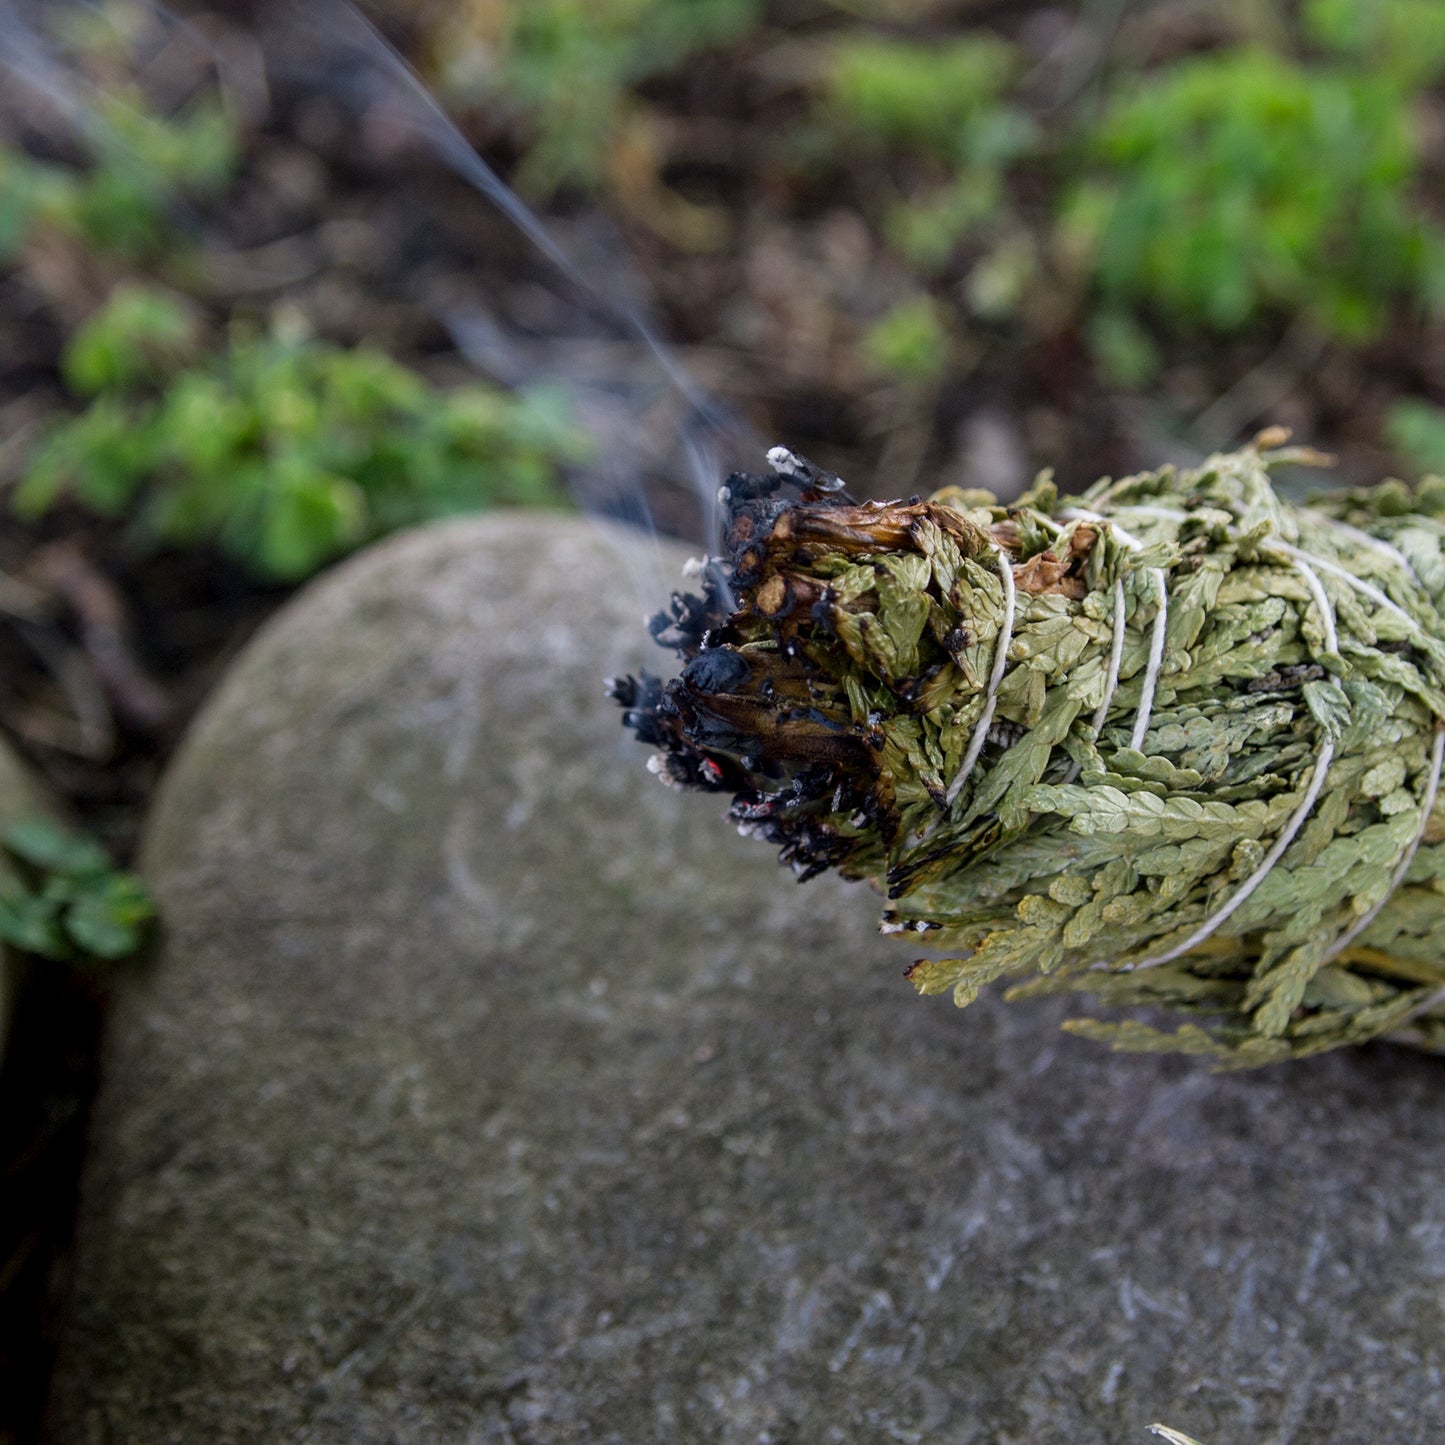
[613,435,1445,1064]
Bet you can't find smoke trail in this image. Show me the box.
[0,0,217,145]
[0,0,118,131]
[0,0,239,257]
[0,0,760,598]
[291,5,706,404]
[274,0,758,564]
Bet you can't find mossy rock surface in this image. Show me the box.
[46,513,1445,1444]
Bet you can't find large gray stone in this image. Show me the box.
[47,513,1445,1444]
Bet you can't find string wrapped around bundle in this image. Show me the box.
[612,432,1445,1065]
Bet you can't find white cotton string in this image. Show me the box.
[1126,554,1339,972]
[1127,743,1334,971]
[1058,507,1170,756]
[1314,514,1421,587]
[1322,724,1445,964]
[1103,505,1421,617]
[1094,577,1131,742]
[1116,504,1189,524]
[1084,493,1419,591]
[1130,569,1168,751]
[943,548,1016,808]
[1274,543,1420,635]
[1064,577,1129,784]
[1294,551,1339,652]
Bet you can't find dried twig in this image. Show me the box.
[33,543,172,733]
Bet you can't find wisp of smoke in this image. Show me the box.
[277,0,757,572]
[0,0,760,611]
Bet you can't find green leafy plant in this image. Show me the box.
[1065,48,1445,342]
[1386,398,1445,476]
[434,0,762,195]
[820,33,1031,166]
[0,818,153,965]
[1085,310,1162,390]
[61,282,203,393]
[0,0,238,264]
[0,92,237,264]
[17,294,586,581]
[861,294,952,383]
[0,148,66,262]
[1304,0,1445,88]
[814,34,1036,273]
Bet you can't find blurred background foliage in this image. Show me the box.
[5,0,1445,822]
[406,0,1445,513]
[22,290,579,580]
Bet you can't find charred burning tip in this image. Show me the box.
[724,470,785,503]
[605,672,654,708]
[610,671,673,749]
[765,445,848,495]
[680,649,751,695]
[646,748,731,793]
[881,913,942,935]
[615,445,902,874]
[647,588,722,654]
[729,545,768,590]
[754,575,787,618]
